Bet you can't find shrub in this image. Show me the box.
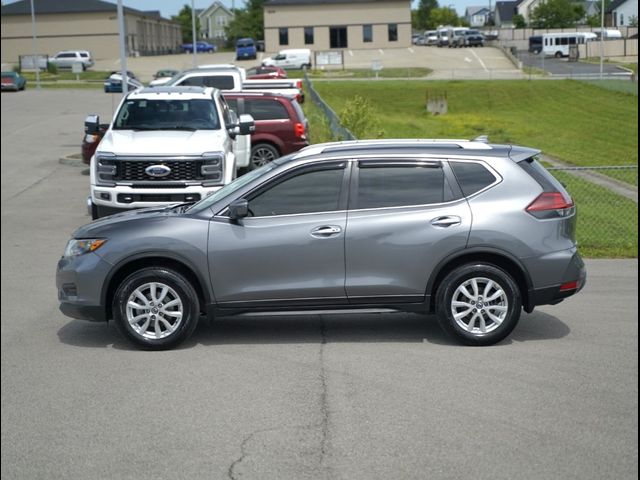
[47,62,58,74]
[338,95,384,139]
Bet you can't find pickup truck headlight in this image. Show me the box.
[96,152,117,186]
[201,152,224,186]
[64,239,106,257]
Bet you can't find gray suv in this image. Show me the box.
[57,138,586,350]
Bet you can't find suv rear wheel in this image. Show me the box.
[112,267,200,350]
[436,264,522,346]
[250,143,279,169]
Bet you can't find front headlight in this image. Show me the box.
[64,239,106,257]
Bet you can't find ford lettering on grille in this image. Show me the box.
[145,165,171,178]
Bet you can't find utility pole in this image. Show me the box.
[117,0,128,95]
[29,0,40,90]
[599,0,604,79]
[192,0,197,67]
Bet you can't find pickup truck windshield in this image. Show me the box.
[113,98,220,131]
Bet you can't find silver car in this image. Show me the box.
[56,138,586,350]
[50,50,94,70]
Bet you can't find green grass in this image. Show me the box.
[29,82,104,89]
[20,70,112,81]
[289,68,432,79]
[550,171,638,258]
[582,58,638,74]
[306,79,638,257]
[302,100,335,144]
[313,79,638,168]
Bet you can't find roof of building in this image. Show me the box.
[264,0,406,4]
[606,0,632,12]
[1,0,172,20]
[465,6,491,16]
[198,1,233,18]
[495,1,518,22]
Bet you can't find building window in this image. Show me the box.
[330,26,348,48]
[304,27,314,45]
[388,23,398,42]
[620,13,624,25]
[279,27,289,45]
[363,24,372,43]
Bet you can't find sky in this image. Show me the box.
[100,0,479,18]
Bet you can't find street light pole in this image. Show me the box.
[191,0,197,67]
[29,0,40,90]
[117,0,129,95]
[600,0,604,79]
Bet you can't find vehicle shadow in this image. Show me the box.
[57,310,570,350]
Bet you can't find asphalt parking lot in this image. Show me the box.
[517,50,633,77]
[1,89,638,479]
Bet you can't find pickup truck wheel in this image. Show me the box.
[436,264,522,346]
[112,268,200,350]
[250,143,279,169]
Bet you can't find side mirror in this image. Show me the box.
[84,114,100,135]
[238,114,255,135]
[228,198,249,220]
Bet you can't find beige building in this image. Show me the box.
[263,0,411,54]
[1,0,182,64]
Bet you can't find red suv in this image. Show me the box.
[222,91,309,170]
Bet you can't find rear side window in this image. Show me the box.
[246,99,289,120]
[450,161,497,196]
[518,157,567,193]
[356,164,445,209]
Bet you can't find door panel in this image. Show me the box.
[345,201,471,299]
[209,212,347,304]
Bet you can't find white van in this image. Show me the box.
[262,49,311,70]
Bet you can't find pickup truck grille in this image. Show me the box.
[116,160,204,181]
[100,155,224,185]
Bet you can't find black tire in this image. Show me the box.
[555,51,562,58]
[435,263,522,346]
[112,268,200,350]
[250,143,279,170]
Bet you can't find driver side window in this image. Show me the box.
[248,167,344,217]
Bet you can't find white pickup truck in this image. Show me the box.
[87,86,254,219]
[163,65,304,103]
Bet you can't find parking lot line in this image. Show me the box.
[470,49,488,72]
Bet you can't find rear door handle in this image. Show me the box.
[310,225,342,238]
[430,216,462,228]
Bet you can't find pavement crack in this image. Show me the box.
[318,314,330,462]
[8,165,60,201]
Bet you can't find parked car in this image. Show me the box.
[81,118,109,165]
[103,72,144,93]
[457,30,485,47]
[222,91,309,169]
[256,40,265,52]
[49,50,94,70]
[424,30,439,46]
[149,69,180,87]
[1,71,27,91]
[245,66,287,79]
[236,38,257,60]
[57,138,586,350]
[181,41,216,53]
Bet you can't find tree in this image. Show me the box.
[414,0,440,30]
[225,0,265,43]
[429,7,462,27]
[172,4,201,43]
[530,0,586,28]
[513,13,527,28]
[630,15,639,27]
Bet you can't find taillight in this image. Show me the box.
[526,192,574,219]
[295,79,303,90]
[294,122,306,139]
[559,280,579,292]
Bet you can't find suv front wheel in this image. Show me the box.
[112,267,200,350]
[436,264,522,346]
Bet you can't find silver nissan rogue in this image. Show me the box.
[57,138,586,349]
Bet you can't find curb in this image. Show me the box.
[59,154,85,167]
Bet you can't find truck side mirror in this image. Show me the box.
[84,114,100,135]
[228,198,249,220]
[238,114,255,135]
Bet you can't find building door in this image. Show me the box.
[330,27,348,48]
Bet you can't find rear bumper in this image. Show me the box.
[525,250,586,310]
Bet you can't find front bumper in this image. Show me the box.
[91,184,223,212]
[56,252,113,322]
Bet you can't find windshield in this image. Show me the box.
[188,162,278,213]
[113,98,220,131]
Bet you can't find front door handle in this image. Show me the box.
[310,225,342,238]
[430,216,462,228]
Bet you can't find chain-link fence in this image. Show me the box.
[304,71,355,141]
